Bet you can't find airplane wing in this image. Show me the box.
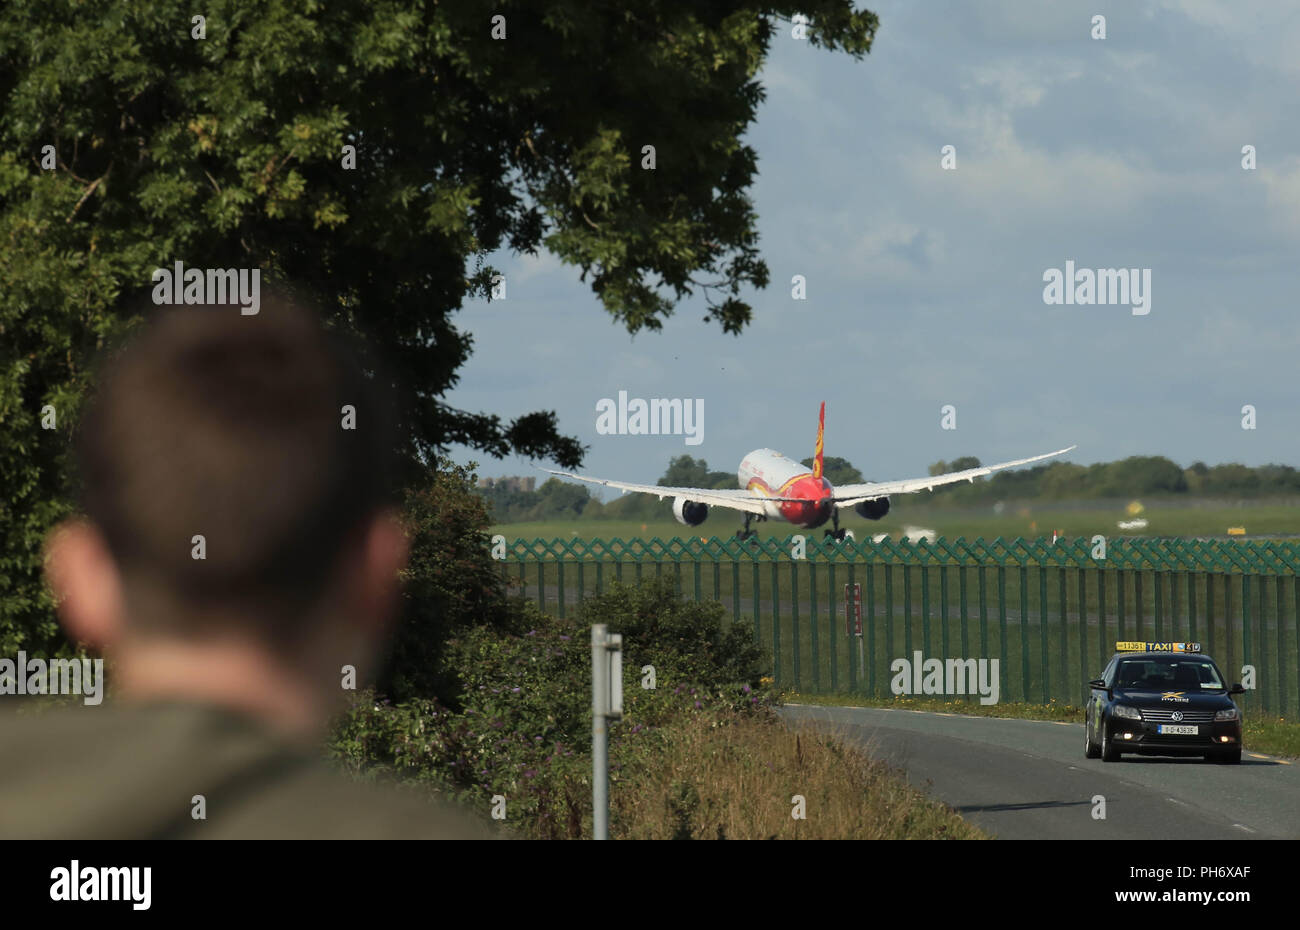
[539,468,801,516]
[832,446,1077,507]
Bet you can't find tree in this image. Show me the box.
[0,1,880,654]
[800,454,863,485]
[659,455,712,488]
[659,454,734,489]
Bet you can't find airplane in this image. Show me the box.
[543,402,1076,540]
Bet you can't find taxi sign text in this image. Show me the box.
[1115,641,1201,653]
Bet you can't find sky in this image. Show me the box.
[443,0,1300,497]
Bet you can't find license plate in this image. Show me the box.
[1157,724,1199,735]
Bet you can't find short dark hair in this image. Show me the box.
[76,287,397,642]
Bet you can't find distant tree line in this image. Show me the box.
[476,454,1300,523]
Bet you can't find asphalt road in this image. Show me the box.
[778,703,1300,839]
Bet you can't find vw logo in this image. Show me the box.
[1171,711,1183,722]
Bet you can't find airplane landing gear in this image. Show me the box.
[735,513,761,541]
[824,509,847,542]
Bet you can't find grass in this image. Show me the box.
[1243,716,1300,758]
[610,706,986,839]
[779,691,1300,759]
[782,692,1086,721]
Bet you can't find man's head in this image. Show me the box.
[44,289,408,730]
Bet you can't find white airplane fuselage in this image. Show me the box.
[737,447,835,528]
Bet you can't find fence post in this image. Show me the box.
[903,563,913,668]
[790,553,800,692]
[828,559,838,691]
[809,558,819,692]
[846,561,858,693]
[1020,564,1030,703]
[997,565,1008,707]
[921,564,931,657]
[866,560,876,698]
[770,556,781,686]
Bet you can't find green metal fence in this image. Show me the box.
[497,535,1300,717]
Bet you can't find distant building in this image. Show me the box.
[476,476,536,493]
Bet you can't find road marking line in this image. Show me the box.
[1243,752,1291,764]
[1232,823,1256,833]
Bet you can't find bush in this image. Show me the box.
[380,458,523,705]
[329,577,779,838]
[574,575,767,696]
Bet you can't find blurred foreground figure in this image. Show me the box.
[0,290,492,839]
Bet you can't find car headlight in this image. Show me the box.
[1113,704,1142,720]
[1214,707,1238,721]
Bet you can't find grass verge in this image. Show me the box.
[610,707,986,839]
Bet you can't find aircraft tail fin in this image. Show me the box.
[812,401,825,480]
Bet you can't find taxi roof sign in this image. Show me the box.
[1115,641,1201,654]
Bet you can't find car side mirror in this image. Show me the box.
[1087,678,1106,690]
[1229,683,1245,695]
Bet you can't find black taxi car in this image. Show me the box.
[1084,642,1245,764]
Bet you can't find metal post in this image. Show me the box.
[592,623,608,841]
[591,623,622,841]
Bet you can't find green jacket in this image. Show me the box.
[0,700,495,839]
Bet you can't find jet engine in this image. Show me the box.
[854,497,890,520]
[673,498,709,526]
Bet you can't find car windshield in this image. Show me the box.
[1113,657,1224,691]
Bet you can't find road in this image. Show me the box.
[778,703,1300,839]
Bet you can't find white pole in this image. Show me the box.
[592,624,609,840]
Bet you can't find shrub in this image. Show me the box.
[329,576,778,838]
[574,575,768,695]
[380,458,523,705]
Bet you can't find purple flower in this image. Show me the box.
[694,701,702,709]
[742,684,751,693]
[559,635,571,641]
[511,687,521,693]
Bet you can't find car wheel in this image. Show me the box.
[1100,717,1121,762]
[1084,714,1101,759]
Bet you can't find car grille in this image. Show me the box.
[1141,709,1216,723]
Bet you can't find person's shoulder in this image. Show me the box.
[217,764,500,840]
[0,701,498,840]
